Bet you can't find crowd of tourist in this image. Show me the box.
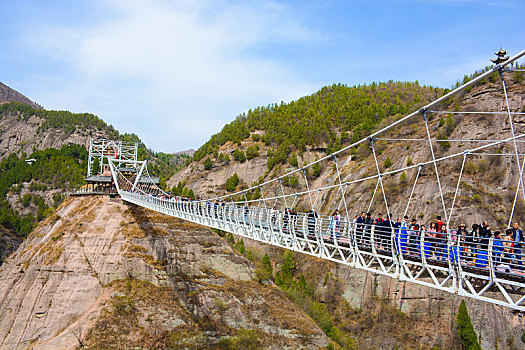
[145,193,524,277]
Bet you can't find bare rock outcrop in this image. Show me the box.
[0,196,329,349]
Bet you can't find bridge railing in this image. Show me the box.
[116,189,525,310]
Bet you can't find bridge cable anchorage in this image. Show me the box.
[422,109,449,224]
[501,70,525,226]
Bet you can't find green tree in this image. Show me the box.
[203,157,213,170]
[400,171,408,184]
[233,149,246,162]
[276,251,295,289]
[289,153,298,167]
[312,163,322,178]
[225,173,240,192]
[91,157,100,175]
[259,253,273,280]
[235,238,246,254]
[384,156,392,168]
[456,300,481,350]
[246,145,259,160]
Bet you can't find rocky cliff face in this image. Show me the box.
[0,112,109,161]
[0,196,329,349]
[242,238,525,350]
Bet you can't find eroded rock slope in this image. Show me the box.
[0,196,328,349]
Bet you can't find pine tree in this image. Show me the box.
[235,238,246,254]
[384,156,392,168]
[261,254,273,278]
[456,300,481,350]
[203,157,212,170]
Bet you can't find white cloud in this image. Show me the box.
[21,0,319,151]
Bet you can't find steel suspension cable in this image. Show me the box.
[501,71,525,219]
[279,178,288,208]
[423,111,448,224]
[225,133,525,204]
[447,153,468,229]
[302,168,314,209]
[367,181,379,213]
[403,165,422,219]
[509,156,525,227]
[334,155,351,221]
[429,110,525,115]
[370,140,393,222]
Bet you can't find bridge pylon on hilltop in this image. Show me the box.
[106,49,525,311]
[78,139,159,195]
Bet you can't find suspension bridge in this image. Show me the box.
[96,49,525,311]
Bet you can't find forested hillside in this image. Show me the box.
[193,82,445,164]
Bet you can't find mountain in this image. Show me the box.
[0,82,41,109]
[174,149,195,157]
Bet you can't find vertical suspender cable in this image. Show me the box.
[403,165,421,219]
[423,110,448,224]
[502,72,525,226]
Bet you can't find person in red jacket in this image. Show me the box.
[436,215,445,232]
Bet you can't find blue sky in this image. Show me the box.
[1,0,524,152]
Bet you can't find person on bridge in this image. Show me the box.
[436,215,445,232]
[374,213,385,250]
[291,208,298,234]
[329,210,341,241]
[271,206,278,231]
[466,223,479,262]
[282,208,290,233]
[492,231,505,266]
[307,209,318,238]
[425,222,438,259]
[356,212,366,245]
[378,214,394,251]
[244,203,250,225]
[436,225,448,261]
[408,218,418,255]
[397,215,409,254]
[363,212,374,248]
[511,222,523,270]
